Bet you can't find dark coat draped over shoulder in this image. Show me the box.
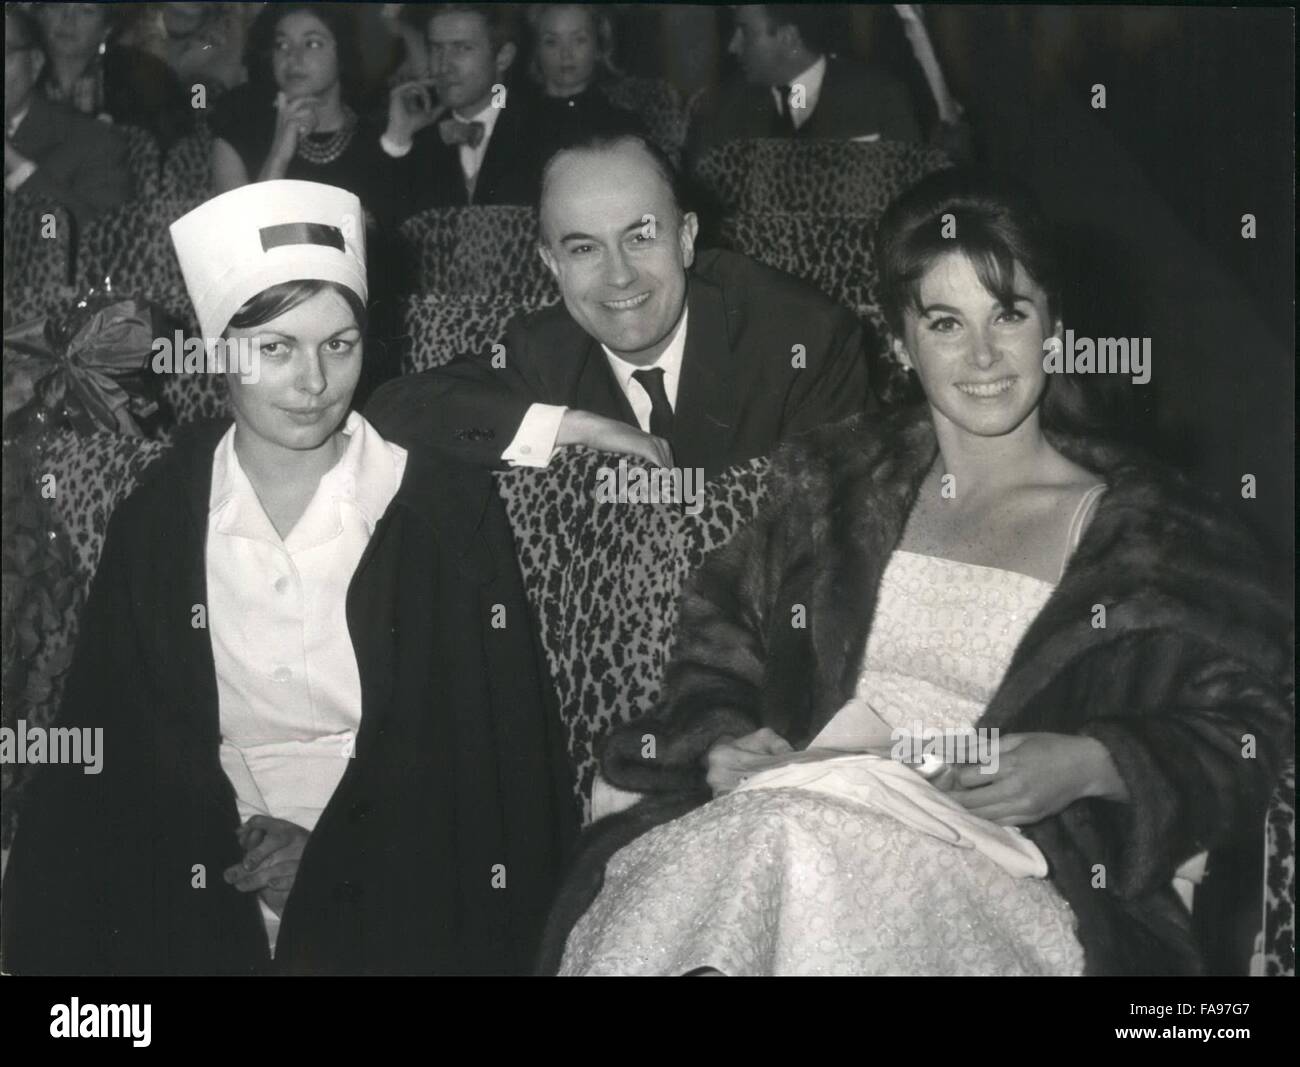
[2,421,577,975]
[541,406,1293,975]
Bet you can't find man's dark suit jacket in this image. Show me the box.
[366,248,873,479]
[388,92,543,222]
[688,55,922,162]
[9,95,132,226]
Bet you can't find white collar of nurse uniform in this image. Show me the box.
[169,180,367,341]
[209,411,407,551]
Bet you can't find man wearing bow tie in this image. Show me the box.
[380,4,541,218]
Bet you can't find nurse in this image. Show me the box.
[3,180,576,975]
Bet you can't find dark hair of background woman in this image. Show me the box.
[242,2,365,105]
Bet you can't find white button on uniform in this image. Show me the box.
[274,576,289,593]
[271,666,293,683]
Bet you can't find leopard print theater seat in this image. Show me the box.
[119,125,163,203]
[158,372,231,427]
[400,291,560,374]
[3,195,72,300]
[396,206,558,304]
[716,212,886,346]
[1263,760,1296,975]
[161,125,214,204]
[692,138,951,216]
[494,447,771,821]
[599,76,687,164]
[24,432,171,732]
[75,193,193,297]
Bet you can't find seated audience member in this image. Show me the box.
[1,180,575,976]
[525,4,643,159]
[539,171,1292,976]
[123,2,252,106]
[366,131,872,478]
[688,4,921,161]
[210,3,389,217]
[33,0,192,149]
[5,7,131,226]
[381,3,542,217]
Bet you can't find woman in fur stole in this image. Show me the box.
[542,170,1293,976]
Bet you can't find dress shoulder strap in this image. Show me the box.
[1059,483,1107,581]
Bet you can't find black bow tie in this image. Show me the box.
[439,117,485,148]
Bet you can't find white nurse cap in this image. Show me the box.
[169,180,367,339]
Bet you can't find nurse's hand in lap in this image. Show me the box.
[704,727,794,797]
[224,815,311,916]
[945,732,1129,826]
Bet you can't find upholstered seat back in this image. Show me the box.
[3,194,72,298]
[400,292,560,374]
[118,125,162,202]
[692,138,952,216]
[494,448,771,819]
[397,206,557,303]
[599,76,688,163]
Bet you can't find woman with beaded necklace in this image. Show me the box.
[210,4,387,224]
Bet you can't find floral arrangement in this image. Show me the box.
[3,282,160,437]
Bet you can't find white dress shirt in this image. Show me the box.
[771,54,827,130]
[502,306,690,467]
[451,97,502,188]
[207,411,407,952]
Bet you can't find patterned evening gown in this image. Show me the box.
[559,550,1088,976]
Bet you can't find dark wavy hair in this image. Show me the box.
[244,2,365,105]
[874,169,1096,435]
[225,280,367,336]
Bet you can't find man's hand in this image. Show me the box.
[703,727,794,797]
[946,732,1129,826]
[224,815,311,917]
[557,409,674,468]
[385,79,440,148]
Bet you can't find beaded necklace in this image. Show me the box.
[296,105,358,165]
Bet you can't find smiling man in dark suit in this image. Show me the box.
[688,5,922,162]
[366,131,871,479]
[4,6,131,227]
[381,3,540,219]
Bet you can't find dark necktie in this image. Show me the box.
[439,117,485,148]
[631,367,674,440]
[777,84,798,134]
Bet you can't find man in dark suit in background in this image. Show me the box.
[688,5,922,162]
[4,7,131,227]
[380,3,540,220]
[367,132,872,479]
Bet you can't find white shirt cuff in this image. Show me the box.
[502,404,567,467]
[379,132,413,158]
[5,160,38,193]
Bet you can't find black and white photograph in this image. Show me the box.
[0,0,1294,1032]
